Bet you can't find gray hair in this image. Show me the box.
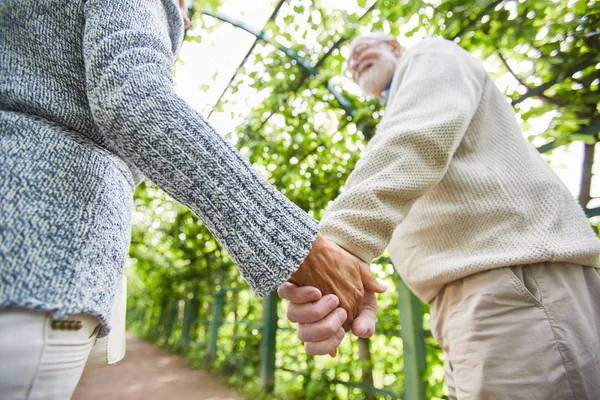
[347,32,398,56]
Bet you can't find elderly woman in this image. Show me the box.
[0,0,386,397]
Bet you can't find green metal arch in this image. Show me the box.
[200,7,357,116]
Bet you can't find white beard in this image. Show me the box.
[357,58,397,97]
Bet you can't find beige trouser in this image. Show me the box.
[430,262,600,400]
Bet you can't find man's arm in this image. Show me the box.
[277,43,485,355]
[321,44,485,262]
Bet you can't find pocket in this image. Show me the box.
[86,275,127,368]
[506,266,542,305]
[47,314,100,344]
[40,326,99,374]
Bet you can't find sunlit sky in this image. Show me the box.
[173,0,595,207]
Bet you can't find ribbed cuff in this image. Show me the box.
[319,228,375,265]
[246,216,319,297]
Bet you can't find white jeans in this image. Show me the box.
[0,309,99,400]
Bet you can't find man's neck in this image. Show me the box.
[379,74,395,106]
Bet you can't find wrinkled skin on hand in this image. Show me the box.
[289,233,365,331]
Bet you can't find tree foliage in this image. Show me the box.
[127,0,599,399]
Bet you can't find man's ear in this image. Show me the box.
[389,39,401,58]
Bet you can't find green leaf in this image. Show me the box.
[283,15,294,25]
[207,0,220,12]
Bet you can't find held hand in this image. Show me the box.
[277,286,347,355]
[279,264,386,356]
[289,234,386,330]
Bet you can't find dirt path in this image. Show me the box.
[73,333,244,400]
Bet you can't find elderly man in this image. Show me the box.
[278,32,600,398]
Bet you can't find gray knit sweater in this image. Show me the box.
[0,0,318,336]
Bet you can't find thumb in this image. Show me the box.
[359,263,387,293]
[351,291,378,338]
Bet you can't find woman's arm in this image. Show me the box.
[82,0,318,296]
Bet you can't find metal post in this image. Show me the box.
[358,337,375,400]
[152,301,167,340]
[182,282,199,347]
[397,279,427,400]
[206,289,225,361]
[261,292,278,393]
[164,302,178,344]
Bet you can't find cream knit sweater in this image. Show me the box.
[320,39,600,302]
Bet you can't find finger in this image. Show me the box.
[287,294,340,324]
[342,319,352,332]
[304,328,345,356]
[351,291,378,338]
[360,263,387,293]
[297,307,347,342]
[341,298,360,332]
[278,282,322,303]
[329,349,337,357]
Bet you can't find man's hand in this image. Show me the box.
[278,273,384,356]
[288,234,386,330]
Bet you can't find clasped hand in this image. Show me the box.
[280,234,386,356]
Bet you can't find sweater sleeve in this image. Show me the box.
[82,0,318,296]
[320,44,484,262]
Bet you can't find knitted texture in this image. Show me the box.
[320,39,600,302]
[0,0,318,336]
